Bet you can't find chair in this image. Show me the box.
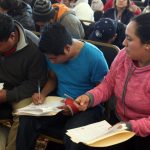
[85,40,120,68]
[80,20,95,39]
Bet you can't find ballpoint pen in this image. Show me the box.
[64,93,74,100]
[38,80,40,98]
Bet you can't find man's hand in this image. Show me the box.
[59,105,73,116]
[75,94,90,111]
[0,89,7,103]
[32,93,45,105]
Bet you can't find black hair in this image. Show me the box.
[39,23,72,55]
[0,0,26,16]
[114,0,130,8]
[0,13,15,41]
[131,13,150,44]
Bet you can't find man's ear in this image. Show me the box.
[9,32,16,41]
[64,45,71,54]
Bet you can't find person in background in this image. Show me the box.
[143,0,150,13]
[75,12,150,150]
[16,22,109,150]
[103,0,134,25]
[32,0,85,39]
[0,0,36,31]
[91,0,104,12]
[104,0,141,15]
[0,13,47,150]
[89,18,125,49]
[67,0,94,23]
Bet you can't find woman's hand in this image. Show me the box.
[75,94,90,111]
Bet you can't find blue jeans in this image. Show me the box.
[16,106,104,150]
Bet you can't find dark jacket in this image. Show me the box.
[0,22,47,102]
[103,8,134,25]
[8,1,36,31]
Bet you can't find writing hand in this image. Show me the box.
[32,93,45,105]
[75,94,90,111]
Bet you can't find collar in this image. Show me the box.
[15,21,28,51]
[3,21,28,57]
[3,47,17,57]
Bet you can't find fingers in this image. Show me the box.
[75,95,90,111]
[61,105,73,116]
[32,93,45,105]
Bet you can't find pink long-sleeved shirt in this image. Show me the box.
[88,49,150,137]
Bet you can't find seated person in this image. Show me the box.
[0,13,47,150]
[103,0,134,25]
[75,13,150,150]
[32,0,85,39]
[89,18,126,49]
[16,23,109,150]
[0,0,36,31]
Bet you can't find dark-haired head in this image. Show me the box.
[0,0,23,16]
[0,13,15,41]
[131,13,150,44]
[39,23,72,55]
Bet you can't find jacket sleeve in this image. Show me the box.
[6,50,48,102]
[130,117,150,137]
[88,50,123,106]
[60,12,85,39]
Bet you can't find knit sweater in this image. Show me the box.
[88,49,150,137]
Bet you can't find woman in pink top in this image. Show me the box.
[75,13,150,150]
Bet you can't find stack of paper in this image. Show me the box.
[15,96,64,116]
[66,120,135,147]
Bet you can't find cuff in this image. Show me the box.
[126,122,132,131]
[84,93,94,108]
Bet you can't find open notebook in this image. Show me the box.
[15,96,64,116]
[66,120,135,147]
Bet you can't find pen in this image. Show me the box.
[64,93,74,100]
[38,80,40,98]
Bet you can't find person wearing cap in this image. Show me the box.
[89,18,126,49]
[32,0,85,39]
[0,13,47,150]
[16,22,109,150]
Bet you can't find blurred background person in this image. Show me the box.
[103,0,134,25]
[0,0,36,31]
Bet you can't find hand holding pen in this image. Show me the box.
[32,81,45,105]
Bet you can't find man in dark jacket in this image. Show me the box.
[0,13,47,150]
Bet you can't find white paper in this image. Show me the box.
[66,120,134,146]
[16,96,64,116]
[0,83,4,90]
[67,120,111,143]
